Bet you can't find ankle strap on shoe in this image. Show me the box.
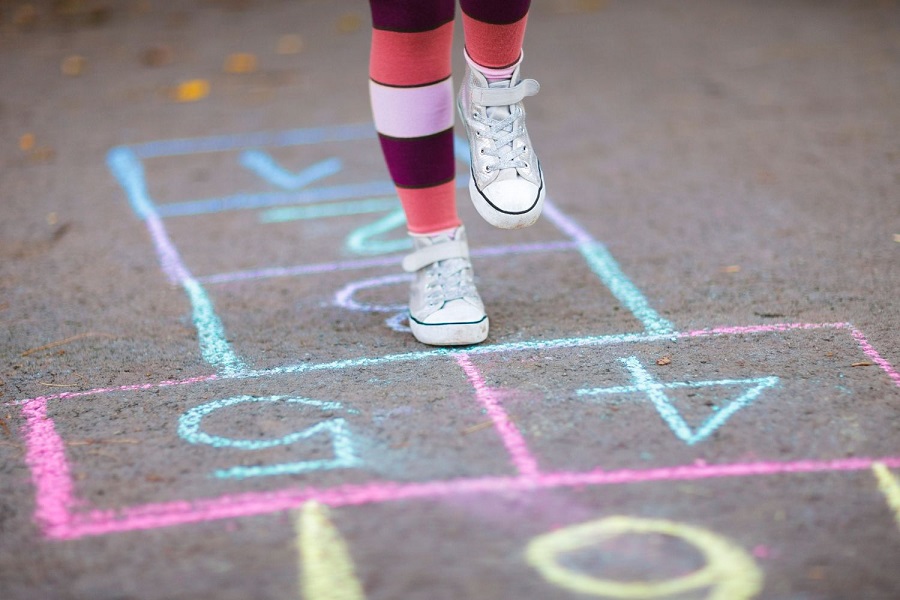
[402,240,470,273]
[471,79,540,107]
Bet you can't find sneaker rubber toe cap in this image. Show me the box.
[416,298,486,326]
[482,178,541,214]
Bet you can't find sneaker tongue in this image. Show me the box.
[486,79,512,121]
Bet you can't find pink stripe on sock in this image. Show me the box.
[370,24,454,87]
[397,180,460,234]
[462,13,528,69]
[465,48,520,81]
[369,78,455,139]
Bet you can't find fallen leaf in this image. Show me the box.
[807,566,826,580]
[172,79,209,102]
[224,52,257,74]
[13,4,39,28]
[851,361,874,367]
[336,12,362,33]
[140,44,174,67]
[656,356,672,366]
[19,133,35,151]
[276,34,304,55]
[61,55,87,76]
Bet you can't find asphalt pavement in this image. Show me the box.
[1,1,899,598]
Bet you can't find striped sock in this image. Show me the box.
[460,0,530,80]
[368,0,460,235]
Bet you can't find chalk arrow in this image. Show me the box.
[578,356,779,445]
[240,149,342,190]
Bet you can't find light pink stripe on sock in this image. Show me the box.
[465,48,521,81]
[369,78,454,139]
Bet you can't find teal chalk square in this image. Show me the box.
[46,360,519,509]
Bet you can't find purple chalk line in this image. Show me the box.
[196,241,578,285]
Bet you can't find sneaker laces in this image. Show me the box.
[475,95,527,172]
[422,257,478,309]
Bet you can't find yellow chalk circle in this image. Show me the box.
[173,79,210,102]
[295,501,366,600]
[872,463,900,531]
[525,515,763,599]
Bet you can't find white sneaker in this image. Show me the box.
[457,56,545,229]
[401,225,489,346]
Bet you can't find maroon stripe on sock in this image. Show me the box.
[459,0,530,25]
[378,129,455,189]
[369,0,455,33]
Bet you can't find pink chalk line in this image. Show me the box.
[851,328,900,386]
[7,374,220,407]
[13,321,900,539]
[8,322,858,409]
[455,353,541,478]
[21,398,75,534]
[47,455,900,539]
[686,322,849,337]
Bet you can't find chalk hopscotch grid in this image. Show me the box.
[109,123,673,381]
[17,322,900,540]
[14,125,900,539]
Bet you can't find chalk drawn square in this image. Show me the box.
[18,322,900,540]
[467,326,900,474]
[46,360,519,510]
[108,124,677,376]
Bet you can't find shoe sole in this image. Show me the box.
[467,166,545,230]
[409,315,489,346]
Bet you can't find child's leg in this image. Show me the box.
[459,0,530,77]
[368,0,458,235]
[456,0,544,230]
[368,0,488,346]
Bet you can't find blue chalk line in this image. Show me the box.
[107,146,246,377]
[577,356,779,445]
[345,208,411,255]
[260,197,400,223]
[241,151,342,190]
[178,395,360,479]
